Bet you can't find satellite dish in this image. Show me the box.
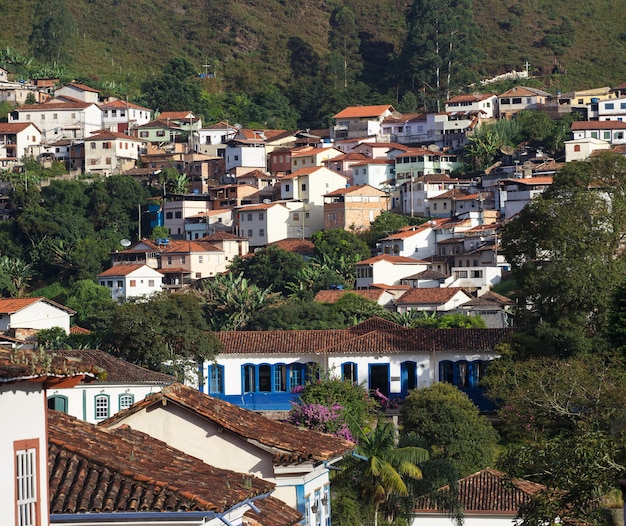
[263,199,271,204]
[500,145,515,155]
[391,110,402,119]
[427,144,441,152]
[120,239,131,247]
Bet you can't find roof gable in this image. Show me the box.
[101,383,354,464]
[333,105,395,119]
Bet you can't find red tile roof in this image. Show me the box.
[0,297,75,315]
[88,130,144,142]
[314,289,387,304]
[333,105,394,119]
[99,99,151,111]
[0,348,98,385]
[446,94,494,104]
[572,121,626,130]
[66,82,100,93]
[395,287,471,305]
[324,184,386,196]
[0,122,39,133]
[415,468,545,514]
[268,238,315,254]
[98,264,162,277]
[462,291,514,307]
[213,326,514,355]
[101,383,354,464]
[52,349,175,384]
[15,101,92,111]
[357,254,423,265]
[49,410,275,514]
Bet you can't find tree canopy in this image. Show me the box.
[400,383,499,477]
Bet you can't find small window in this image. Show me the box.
[116,280,123,287]
[95,394,110,419]
[247,213,253,221]
[175,211,182,219]
[605,103,615,110]
[247,229,253,237]
[166,212,173,219]
[156,130,166,137]
[199,255,203,263]
[107,280,113,287]
[259,228,265,237]
[129,280,136,287]
[47,395,68,413]
[259,212,264,220]
[90,142,96,149]
[301,183,307,191]
[119,393,134,411]
[285,184,290,192]
[148,279,155,287]
[574,144,581,152]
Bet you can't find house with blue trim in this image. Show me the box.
[203,318,513,412]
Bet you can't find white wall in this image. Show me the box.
[0,302,71,333]
[0,382,50,526]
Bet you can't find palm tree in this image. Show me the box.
[346,420,429,526]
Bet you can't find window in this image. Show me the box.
[500,98,510,105]
[181,256,186,264]
[102,142,111,149]
[259,212,264,220]
[243,364,256,393]
[605,103,615,110]
[15,439,40,526]
[90,142,96,149]
[207,364,224,394]
[273,364,287,392]
[116,280,123,288]
[119,394,134,411]
[199,255,203,264]
[285,184,290,192]
[40,114,45,121]
[293,213,300,221]
[591,131,599,139]
[258,364,272,391]
[621,103,626,110]
[156,130,166,137]
[574,144,581,152]
[166,211,173,219]
[107,280,113,287]
[604,131,611,140]
[247,213,253,221]
[140,131,149,138]
[301,183,307,191]
[512,97,522,104]
[53,113,58,120]
[148,279,155,287]
[259,228,265,237]
[247,229,253,237]
[47,395,68,413]
[129,280,136,287]
[167,256,172,265]
[175,211,182,219]
[342,362,358,383]
[95,394,109,419]
[105,157,112,165]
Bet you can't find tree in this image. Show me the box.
[484,354,626,525]
[199,273,275,330]
[228,245,307,295]
[331,293,395,325]
[339,420,429,526]
[401,0,480,110]
[328,7,363,89]
[29,0,75,65]
[104,292,220,381]
[36,327,68,350]
[0,256,34,297]
[394,310,486,328]
[141,58,203,113]
[64,279,116,332]
[360,211,425,247]
[502,152,626,356]
[400,383,499,476]
[246,299,347,330]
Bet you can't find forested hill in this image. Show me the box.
[1,0,625,125]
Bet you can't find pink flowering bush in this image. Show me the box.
[287,401,356,442]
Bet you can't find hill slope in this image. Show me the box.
[1,0,624,95]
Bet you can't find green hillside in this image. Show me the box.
[0,0,624,115]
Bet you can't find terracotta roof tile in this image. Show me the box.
[462,291,514,307]
[213,326,514,355]
[0,348,98,384]
[324,184,386,196]
[52,349,175,384]
[415,468,545,513]
[49,411,274,514]
[268,238,315,254]
[0,122,38,133]
[15,101,92,111]
[66,82,100,93]
[314,289,386,304]
[0,297,75,315]
[247,497,302,526]
[357,254,423,265]
[395,287,471,305]
[572,121,626,130]
[98,264,163,277]
[333,105,394,119]
[101,384,354,463]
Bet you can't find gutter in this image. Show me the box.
[51,492,274,525]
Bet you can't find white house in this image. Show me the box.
[97,263,164,302]
[0,297,74,337]
[100,383,353,526]
[445,93,498,119]
[235,201,298,247]
[571,121,626,146]
[54,82,100,103]
[185,209,235,240]
[377,223,438,260]
[589,96,626,121]
[9,100,103,142]
[355,255,429,289]
[332,104,395,140]
[291,146,343,171]
[202,318,512,409]
[0,122,42,162]
[84,130,144,176]
[193,121,238,156]
[162,198,211,238]
[351,158,395,189]
[0,348,95,526]
[46,349,174,423]
[99,98,153,134]
[225,137,267,174]
[497,176,553,220]
[564,137,611,162]
[280,166,348,233]
[412,468,545,526]
[394,287,473,313]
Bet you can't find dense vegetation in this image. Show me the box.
[1,0,624,128]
